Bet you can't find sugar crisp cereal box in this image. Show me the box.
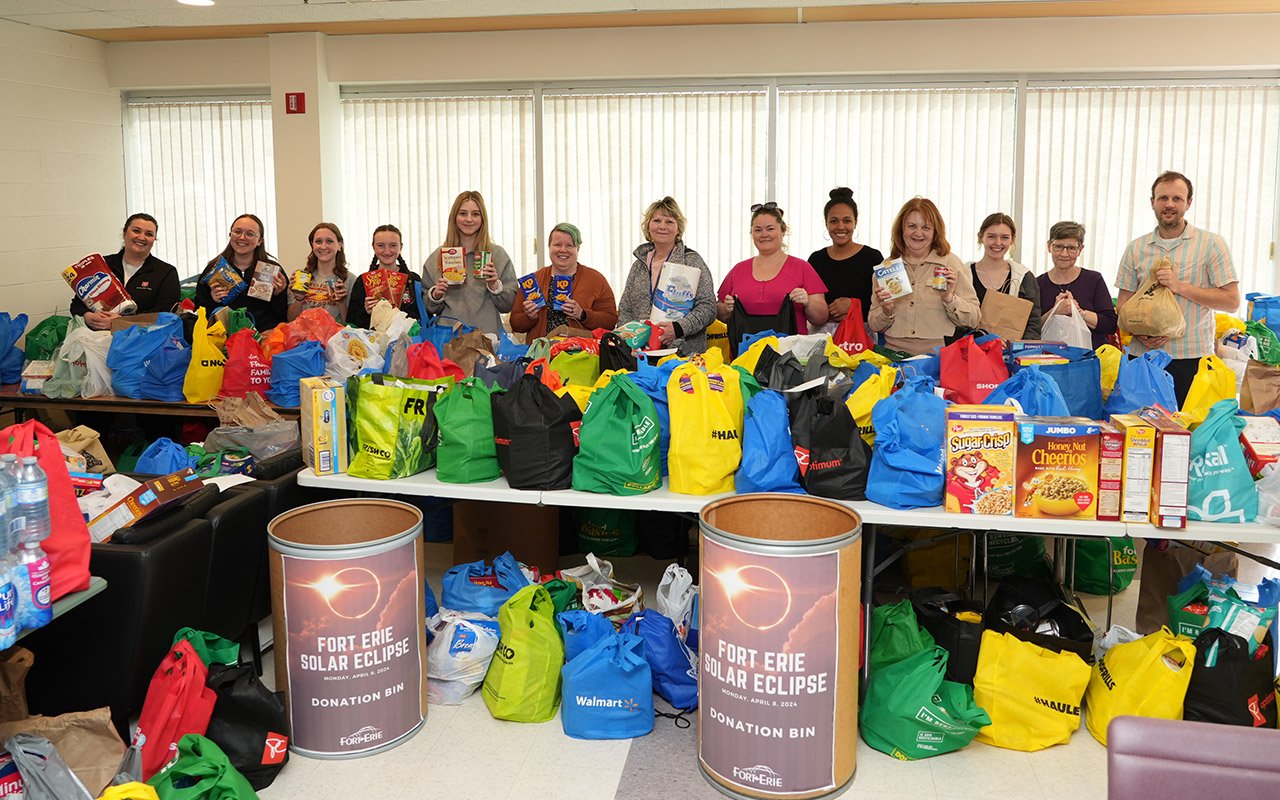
[945,404,1017,515]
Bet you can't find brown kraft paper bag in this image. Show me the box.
[1118,259,1186,339]
[1240,359,1280,414]
[0,707,125,796]
[54,425,115,474]
[980,290,1033,342]
[1135,540,1239,634]
[0,647,34,723]
[443,330,497,376]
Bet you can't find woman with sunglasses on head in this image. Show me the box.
[1036,220,1117,350]
[421,191,517,332]
[716,202,828,333]
[194,213,288,331]
[807,187,883,332]
[510,222,618,340]
[73,213,180,331]
[287,222,354,323]
[346,224,423,330]
[968,212,1041,340]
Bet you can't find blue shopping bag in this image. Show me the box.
[866,375,948,510]
[138,336,192,402]
[1012,344,1103,420]
[265,340,325,408]
[897,349,941,385]
[1105,349,1177,417]
[1247,292,1280,337]
[737,328,784,358]
[631,356,685,477]
[557,609,616,663]
[737,389,803,494]
[621,609,697,710]
[1188,399,1257,523]
[560,631,654,740]
[984,365,1069,416]
[417,316,475,356]
[441,551,530,616]
[0,312,28,384]
[496,330,529,363]
[135,437,197,475]
[107,312,183,398]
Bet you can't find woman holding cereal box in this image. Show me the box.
[422,191,518,333]
[346,224,423,329]
[509,222,618,339]
[867,198,980,355]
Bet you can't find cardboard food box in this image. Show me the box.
[1109,414,1156,524]
[517,273,546,309]
[440,247,467,284]
[873,258,913,300]
[1014,417,1100,519]
[87,469,204,542]
[19,361,53,395]
[1097,423,1124,522]
[452,500,559,576]
[109,313,161,332]
[551,274,574,310]
[300,376,348,476]
[1138,406,1191,529]
[1240,414,1280,478]
[945,405,1017,515]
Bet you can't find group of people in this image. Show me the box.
[73,171,1239,407]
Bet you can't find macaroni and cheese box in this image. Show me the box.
[301,376,348,476]
[1109,414,1156,524]
[551,274,574,310]
[1014,417,1100,519]
[440,247,467,284]
[1097,423,1124,522]
[874,258,913,300]
[518,273,546,309]
[1138,406,1191,529]
[945,405,1017,515]
[88,469,204,543]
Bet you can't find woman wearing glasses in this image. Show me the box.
[194,213,288,331]
[968,212,1041,340]
[1036,220,1117,350]
[716,202,828,334]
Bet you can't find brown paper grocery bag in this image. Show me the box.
[980,290,1033,342]
[0,647,33,723]
[0,707,125,796]
[1240,359,1280,414]
[1135,540,1239,634]
[55,425,114,474]
[443,330,497,376]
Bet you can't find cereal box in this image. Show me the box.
[518,273,546,308]
[440,247,467,284]
[551,274,574,310]
[1138,406,1190,529]
[945,405,1017,515]
[874,258,913,300]
[1110,414,1155,524]
[1097,423,1124,521]
[1014,417,1100,519]
[300,377,348,476]
[1240,414,1280,478]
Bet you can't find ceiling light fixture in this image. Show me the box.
[177,0,216,7]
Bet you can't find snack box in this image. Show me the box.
[874,258,913,300]
[205,258,247,303]
[1014,354,1069,367]
[300,376,348,476]
[290,270,312,293]
[1240,414,1280,478]
[68,470,105,498]
[440,247,467,284]
[62,253,137,315]
[1097,423,1124,522]
[88,469,204,543]
[1109,414,1156,524]
[247,262,279,301]
[518,273,546,308]
[945,405,1017,515]
[1014,417,1100,519]
[551,275,574,310]
[1137,406,1191,529]
[20,361,53,395]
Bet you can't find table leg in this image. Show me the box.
[861,523,877,699]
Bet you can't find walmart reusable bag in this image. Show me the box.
[1187,399,1257,522]
[558,610,615,663]
[560,632,654,740]
[434,377,501,483]
[621,609,697,710]
[482,584,564,723]
[860,646,990,760]
[572,374,661,495]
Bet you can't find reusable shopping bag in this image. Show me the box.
[107,313,183,398]
[1040,298,1092,349]
[572,374,660,495]
[202,663,288,790]
[3,732,93,800]
[0,313,27,384]
[557,610,615,663]
[219,330,269,399]
[183,308,227,403]
[983,366,1069,416]
[972,629,1091,751]
[346,373,448,480]
[1097,344,1122,399]
[1104,349,1177,417]
[984,576,1094,661]
[434,377,501,483]
[866,376,948,510]
[99,784,158,800]
[45,318,107,399]
[134,639,217,780]
[406,341,466,382]
[844,364,896,446]
[788,384,869,501]
[482,584,564,722]
[1180,355,1236,426]
[55,425,113,474]
[1014,345,1104,420]
[574,508,637,556]
[727,299,795,359]
[1083,627,1196,745]
[560,632,654,740]
[416,316,474,359]
[940,333,1008,405]
[1067,536,1139,595]
[145,735,256,800]
[495,329,529,362]
[172,628,239,668]
[730,333,780,375]
[542,578,582,615]
[666,354,743,495]
[704,318,731,362]
[1241,359,1280,415]
[491,373,582,490]
[1118,262,1186,338]
[1246,319,1280,365]
[911,588,985,684]
[440,552,530,617]
[263,340,325,408]
[629,356,684,477]
[22,314,70,362]
[831,299,874,354]
[1246,291,1280,337]
[984,533,1048,580]
[138,337,191,403]
[860,646,990,760]
[598,331,638,372]
[550,348,602,387]
[1187,399,1257,522]
[752,346,805,391]
[425,611,502,706]
[736,389,802,494]
[869,599,935,673]
[621,609,698,710]
[134,438,196,475]
[1183,628,1278,728]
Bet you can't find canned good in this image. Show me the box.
[931,264,948,291]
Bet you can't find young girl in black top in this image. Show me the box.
[346,224,423,329]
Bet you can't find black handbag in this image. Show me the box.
[1183,628,1278,728]
[204,663,290,790]
[752,346,805,391]
[787,387,869,501]
[911,587,985,684]
[728,297,796,359]
[983,576,1094,662]
[490,373,582,490]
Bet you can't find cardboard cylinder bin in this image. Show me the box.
[698,494,862,800]
[268,499,428,759]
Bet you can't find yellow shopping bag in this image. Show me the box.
[1216,312,1247,339]
[98,783,159,800]
[667,356,743,494]
[1083,627,1196,745]
[182,306,227,403]
[845,364,897,446]
[1096,344,1122,400]
[973,629,1092,751]
[558,369,623,412]
[730,334,779,374]
[825,338,890,371]
[705,318,731,363]
[1180,355,1237,427]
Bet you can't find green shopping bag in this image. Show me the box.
[224,308,257,338]
[575,508,638,556]
[1188,399,1257,522]
[23,314,70,361]
[1246,319,1280,365]
[172,627,241,667]
[869,599,935,673]
[1167,580,1210,638]
[435,377,501,483]
[550,349,601,387]
[348,373,452,480]
[542,578,584,615]
[147,734,257,800]
[571,374,660,495]
[860,646,990,760]
[1068,536,1139,595]
[984,533,1048,579]
[525,337,552,362]
[482,584,564,722]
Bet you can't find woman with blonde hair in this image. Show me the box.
[422,190,517,332]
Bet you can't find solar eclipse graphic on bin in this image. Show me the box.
[706,562,792,630]
[304,567,382,619]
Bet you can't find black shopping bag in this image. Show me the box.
[912,587,985,684]
[983,576,1094,662]
[788,387,869,501]
[1183,628,1278,728]
[204,663,290,791]
[752,346,805,391]
[599,332,638,373]
[491,373,582,490]
[728,298,796,359]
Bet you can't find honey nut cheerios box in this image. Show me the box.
[1014,416,1101,520]
[945,404,1017,515]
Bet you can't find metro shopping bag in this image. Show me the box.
[788,385,869,501]
[183,308,227,403]
[860,646,990,760]
[1180,355,1237,426]
[23,314,70,363]
[869,599,935,673]
[831,299,874,354]
[572,374,660,495]
[144,735,256,800]
[736,389,802,494]
[1067,536,1138,595]
[972,629,1091,751]
[134,438,196,475]
[560,632,654,740]
[1183,628,1278,728]
[138,337,191,403]
[263,340,324,408]
[1105,349,1177,417]
[202,664,288,791]
[134,639,217,780]
[983,366,1069,416]
[940,334,1008,405]
[219,330,269,399]
[666,356,743,495]
[434,377,501,483]
[346,373,448,480]
[621,609,698,710]
[557,610,615,663]
[866,376,948,510]
[440,552,530,617]
[1083,627,1196,745]
[482,584,564,722]
[107,313,183,399]
[1187,399,1257,523]
[491,373,582,490]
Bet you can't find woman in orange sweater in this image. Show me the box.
[509,222,619,339]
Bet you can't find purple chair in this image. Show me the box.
[1108,715,1280,799]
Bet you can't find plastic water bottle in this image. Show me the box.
[12,456,51,632]
[0,457,16,648]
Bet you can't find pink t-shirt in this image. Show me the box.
[717,255,828,334]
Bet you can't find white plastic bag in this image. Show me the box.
[69,326,114,398]
[649,261,701,323]
[1216,331,1258,396]
[371,300,414,342]
[777,333,829,361]
[324,328,385,380]
[1041,299,1092,350]
[654,563,697,642]
[1256,464,1280,528]
[1094,624,1142,660]
[562,553,644,625]
[425,610,501,705]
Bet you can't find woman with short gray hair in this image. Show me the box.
[1036,220,1118,349]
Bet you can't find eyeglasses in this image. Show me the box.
[230,228,260,241]
[1050,243,1081,254]
[750,202,779,213]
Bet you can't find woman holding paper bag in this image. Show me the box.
[194,213,288,331]
[967,213,1041,341]
[73,213,180,331]
[346,223,423,329]
[510,223,618,339]
[867,197,979,355]
[1036,220,1118,350]
[421,191,517,333]
[617,197,716,354]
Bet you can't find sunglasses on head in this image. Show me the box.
[750,202,779,213]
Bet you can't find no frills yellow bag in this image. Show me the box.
[667,355,743,494]
[1180,355,1237,428]
[704,318,731,362]
[1083,627,1196,745]
[845,364,897,446]
[1096,344,1122,400]
[182,307,227,403]
[973,629,1091,751]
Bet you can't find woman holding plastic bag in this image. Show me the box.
[808,187,884,334]
[617,196,717,355]
[194,213,288,331]
[1036,221,1118,350]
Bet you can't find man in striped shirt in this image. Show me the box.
[1116,171,1240,406]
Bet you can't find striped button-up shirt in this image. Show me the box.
[1116,224,1237,359]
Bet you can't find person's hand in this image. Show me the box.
[788,287,809,306]
[1136,334,1169,349]
[522,297,542,318]
[875,286,896,315]
[430,277,450,302]
[1155,266,1185,296]
[333,281,348,302]
[272,270,287,296]
[364,296,378,313]
[657,321,676,345]
[721,296,735,312]
[828,297,851,322]
[939,266,958,302]
[561,298,585,322]
[481,264,502,292]
[1055,291,1078,315]
[211,284,230,303]
[84,311,115,331]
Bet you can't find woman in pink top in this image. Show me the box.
[716,202,828,334]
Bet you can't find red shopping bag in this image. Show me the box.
[220,329,270,398]
[940,334,1008,405]
[524,357,564,391]
[406,341,465,382]
[135,638,217,779]
[832,299,875,354]
[0,420,90,601]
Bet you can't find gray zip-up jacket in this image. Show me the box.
[617,240,717,355]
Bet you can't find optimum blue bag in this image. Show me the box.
[561,632,655,740]
[441,551,531,616]
[866,375,948,510]
[621,609,697,710]
[631,356,685,477]
[1247,292,1280,337]
[1188,399,1257,523]
[558,609,616,663]
[138,336,192,402]
[1105,349,1177,417]
[107,312,184,398]
[983,365,1069,416]
[0,312,28,384]
[265,340,325,408]
[737,390,803,494]
[135,437,197,475]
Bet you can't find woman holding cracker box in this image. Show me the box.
[194,213,288,331]
[867,197,980,355]
[617,196,716,355]
[716,202,828,333]
[73,213,180,331]
[287,222,355,323]
[510,222,618,339]
[421,191,518,332]
[347,223,423,329]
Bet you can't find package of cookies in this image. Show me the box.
[1014,417,1101,520]
[945,405,1017,515]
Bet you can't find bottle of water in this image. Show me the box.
[0,456,16,648]
[12,456,51,632]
